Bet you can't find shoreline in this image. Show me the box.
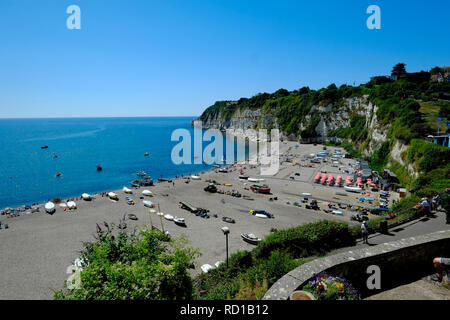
[1,141,387,299]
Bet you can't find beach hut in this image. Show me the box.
[314,172,322,183]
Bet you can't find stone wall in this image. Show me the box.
[263,230,450,300]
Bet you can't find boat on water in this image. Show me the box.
[41,145,48,149]
[143,200,154,208]
[131,177,153,187]
[136,171,147,177]
[81,193,92,201]
[44,202,55,213]
[173,217,185,226]
[108,192,118,200]
[55,172,62,177]
[144,152,149,156]
[241,233,261,245]
[164,214,174,221]
[344,186,362,193]
[123,187,132,194]
[142,189,153,196]
[222,217,235,223]
[96,165,102,171]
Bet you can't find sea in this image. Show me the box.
[0,117,246,209]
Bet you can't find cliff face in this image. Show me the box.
[195,95,388,153]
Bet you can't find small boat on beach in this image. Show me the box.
[219,168,228,173]
[108,192,118,200]
[238,175,249,180]
[164,214,174,221]
[250,184,271,194]
[81,193,92,201]
[344,186,362,193]
[158,177,172,182]
[241,233,261,245]
[143,200,154,208]
[222,217,235,223]
[67,201,77,210]
[44,201,55,213]
[248,177,264,182]
[123,187,132,194]
[173,217,186,226]
[191,175,201,180]
[142,189,153,196]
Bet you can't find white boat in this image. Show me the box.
[248,177,264,182]
[59,203,67,208]
[143,200,154,208]
[45,202,55,213]
[142,190,153,196]
[173,217,185,225]
[238,175,249,180]
[332,210,343,215]
[81,193,91,201]
[164,214,174,221]
[123,187,132,194]
[255,213,269,219]
[108,192,118,199]
[67,201,77,209]
[344,186,362,193]
[201,264,214,273]
[301,192,312,197]
[191,175,201,180]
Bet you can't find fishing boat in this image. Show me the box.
[41,145,48,149]
[144,152,149,156]
[222,217,235,223]
[241,233,262,245]
[344,186,362,193]
[164,214,174,221]
[142,189,153,196]
[143,200,154,208]
[173,217,185,226]
[108,192,118,200]
[123,187,132,194]
[96,165,102,171]
[44,201,55,213]
[250,184,271,194]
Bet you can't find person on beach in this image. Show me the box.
[361,221,369,244]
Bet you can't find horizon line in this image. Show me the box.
[0,115,199,120]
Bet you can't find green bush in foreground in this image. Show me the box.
[54,220,198,300]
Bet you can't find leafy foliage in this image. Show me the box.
[54,220,198,300]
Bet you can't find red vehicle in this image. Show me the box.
[250,184,271,194]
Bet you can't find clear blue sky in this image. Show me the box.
[0,0,448,118]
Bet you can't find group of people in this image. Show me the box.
[415,193,441,216]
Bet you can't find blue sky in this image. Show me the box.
[0,0,448,118]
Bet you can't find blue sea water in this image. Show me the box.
[0,117,237,208]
